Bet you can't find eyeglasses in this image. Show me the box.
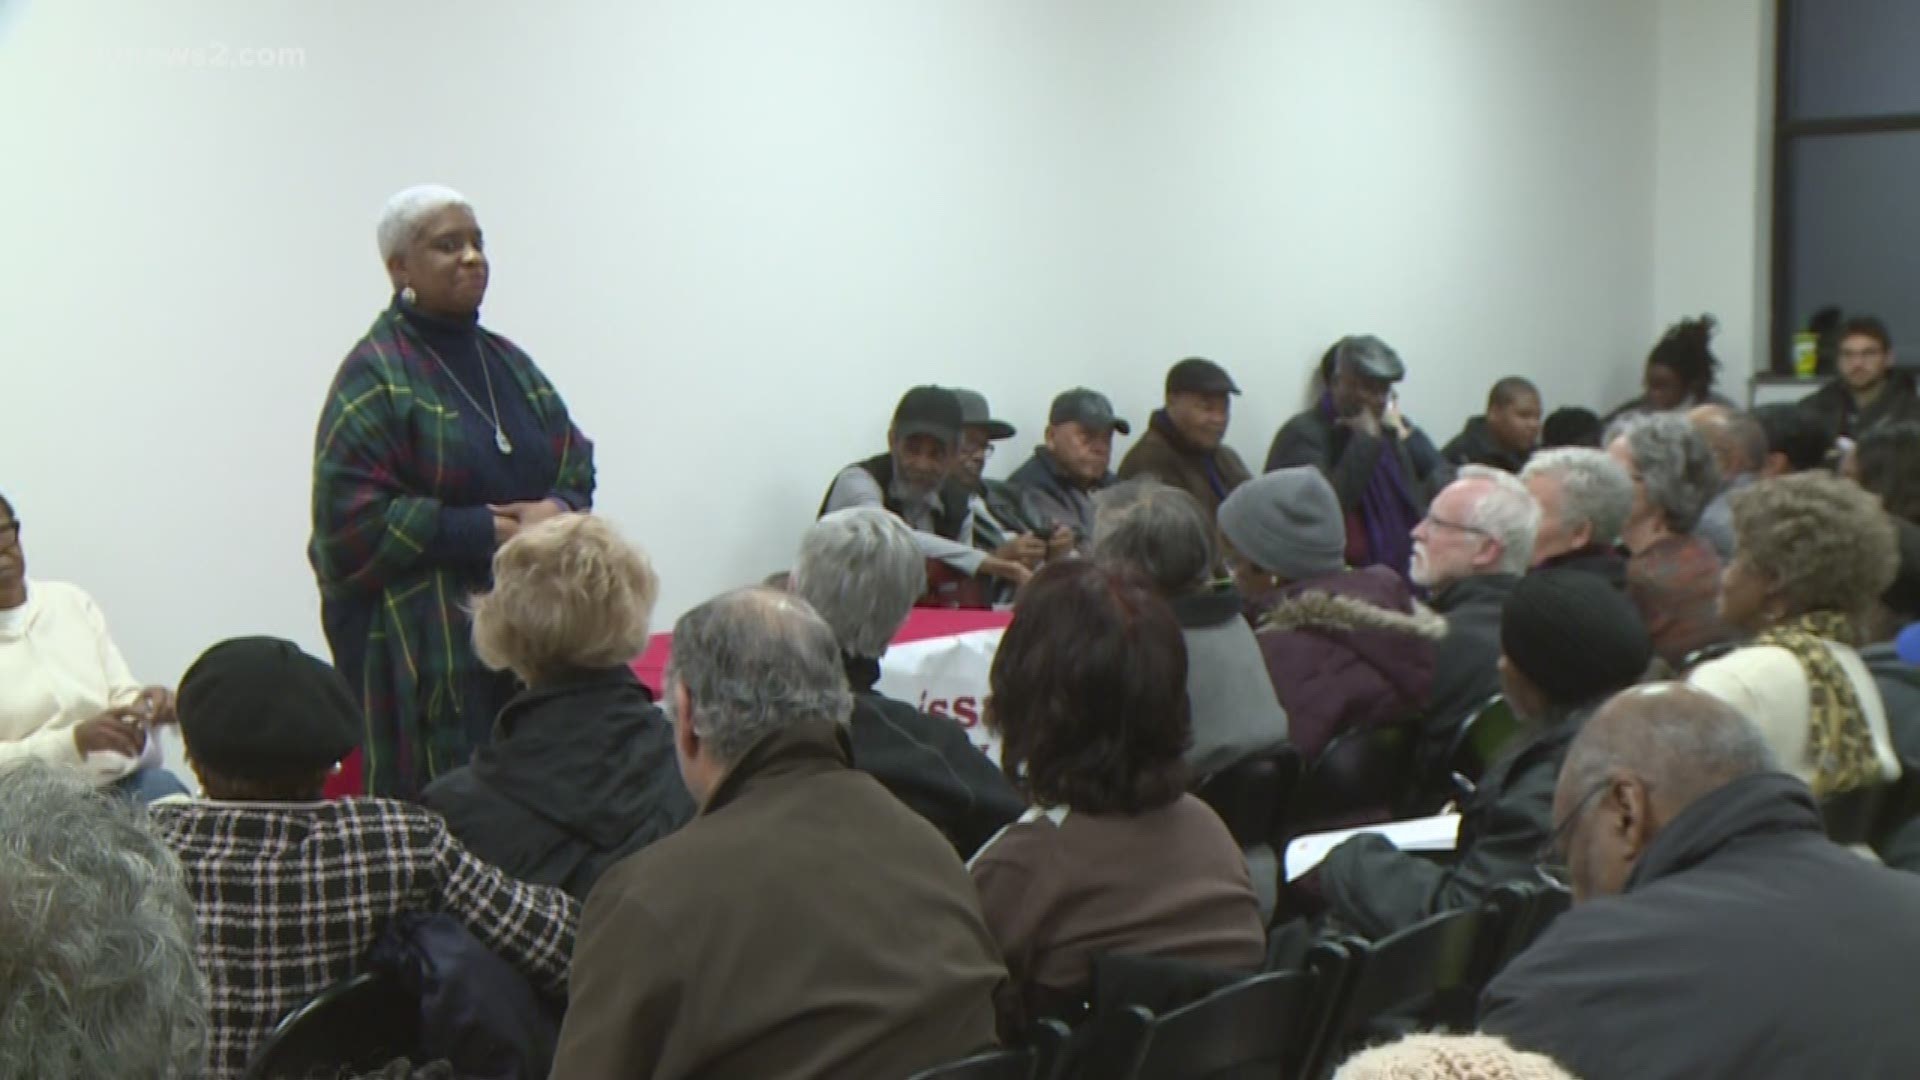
[0,520,18,546]
[1422,515,1491,538]
[960,441,995,461]
[1533,777,1612,890]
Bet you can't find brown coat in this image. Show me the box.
[1116,410,1253,520]
[548,724,1006,1080]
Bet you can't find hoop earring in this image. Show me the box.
[400,285,417,305]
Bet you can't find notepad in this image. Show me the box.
[1283,814,1462,881]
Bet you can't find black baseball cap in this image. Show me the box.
[1049,388,1131,435]
[891,386,963,447]
[1166,357,1240,396]
[951,388,1016,441]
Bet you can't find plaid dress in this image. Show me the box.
[308,304,594,797]
[149,797,580,1080]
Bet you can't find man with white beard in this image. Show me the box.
[1407,466,1541,784]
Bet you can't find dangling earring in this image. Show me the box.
[400,285,417,305]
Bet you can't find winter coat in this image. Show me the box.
[421,668,695,901]
[1799,371,1920,441]
[843,657,1025,860]
[1116,411,1252,521]
[1481,772,1920,1080]
[1249,566,1446,760]
[1319,704,1588,939]
[1419,574,1518,778]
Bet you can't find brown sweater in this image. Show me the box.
[968,795,1266,1023]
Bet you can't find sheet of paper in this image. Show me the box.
[1283,813,1462,881]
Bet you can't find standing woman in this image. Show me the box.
[309,185,595,798]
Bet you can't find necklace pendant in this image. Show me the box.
[495,427,514,455]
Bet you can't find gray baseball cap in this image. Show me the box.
[951,388,1016,440]
[1049,388,1131,435]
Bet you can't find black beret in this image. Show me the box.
[178,637,362,780]
[1501,571,1652,706]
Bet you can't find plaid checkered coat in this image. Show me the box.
[149,797,580,1080]
[308,305,594,797]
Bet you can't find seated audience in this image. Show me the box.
[952,389,1061,597]
[422,515,694,900]
[1442,377,1542,473]
[1092,480,1290,778]
[1320,571,1650,940]
[1688,474,1902,797]
[550,589,1004,1079]
[1800,315,1920,440]
[1607,414,1732,666]
[792,508,1023,858]
[1520,448,1632,588]
[0,760,208,1080]
[1754,401,1835,475]
[1480,685,1920,1079]
[969,561,1265,1029]
[1686,404,1764,561]
[150,637,579,1080]
[1267,336,1452,579]
[1605,313,1735,421]
[820,385,1031,592]
[1118,357,1252,520]
[0,492,187,801]
[1219,468,1443,760]
[1848,419,1920,525]
[1540,405,1602,449]
[1007,387,1130,554]
[1411,467,1540,773]
[1334,1034,1575,1080]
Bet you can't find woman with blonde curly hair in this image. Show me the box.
[1688,474,1903,798]
[423,514,693,899]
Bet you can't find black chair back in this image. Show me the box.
[1823,782,1891,845]
[1080,968,1322,1080]
[1314,907,1488,1065]
[1290,726,1413,836]
[1477,880,1571,980]
[242,970,419,1080]
[905,1047,1037,1080]
[1196,748,1303,848]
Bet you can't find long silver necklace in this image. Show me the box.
[416,337,513,455]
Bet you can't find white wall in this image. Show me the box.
[0,0,1669,688]
[1650,0,1774,389]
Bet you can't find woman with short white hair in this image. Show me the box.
[309,184,597,798]
[423,514,693,899]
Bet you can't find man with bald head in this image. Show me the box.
[1480,684,1920,1080]
[1687,404,1765,561]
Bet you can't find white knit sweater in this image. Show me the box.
[0,580,147,782]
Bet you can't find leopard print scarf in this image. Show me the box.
[1755,610,1880,796]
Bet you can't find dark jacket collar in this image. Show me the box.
[843,654,883,694]
[1149,408,1214,461]
[1026,447,1112,492]
[1169,586,1246,630]
[1536,544,1627,588]
[1432,572,1520,612]
[493,666,647,739]
[1624,772,1823,892]
[702,721,853,818]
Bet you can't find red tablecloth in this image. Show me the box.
[322,607,1014,799]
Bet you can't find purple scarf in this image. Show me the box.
[1321,393,1421,580]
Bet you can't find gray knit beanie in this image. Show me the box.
[1217,467,1347,583]
[1332,1034,1578,1080]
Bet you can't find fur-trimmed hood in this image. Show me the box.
[1258,589,1449,641]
